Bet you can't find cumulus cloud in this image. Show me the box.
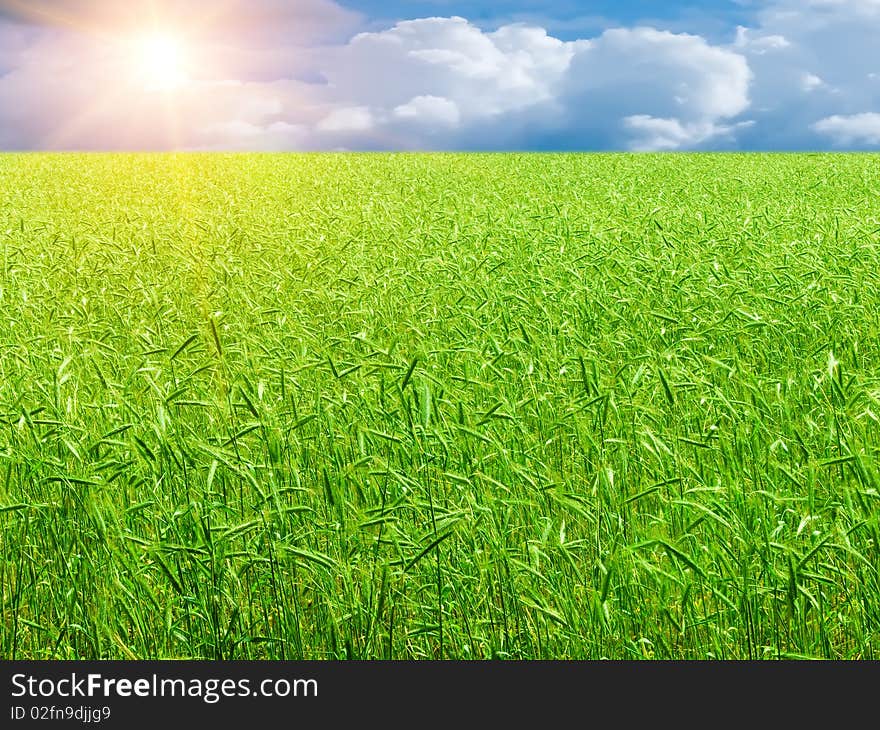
[733,0,880,148]
[734,26,791,54]
[559,27,751,148]
[800,73,826,92]
[1,0,879,150]
[0,25,327,150]
[321,18,580,119]
[624,116,752,151]
[813,113,880,145]
[316,106,374,133]
[197,120,308,151]
[2,9,759,151]
[393,96,461,128]
[309,18,750,150]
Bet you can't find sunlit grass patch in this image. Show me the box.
[1,152,879,659]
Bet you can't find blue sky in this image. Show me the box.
[0,0,879,150]
[347,0,752,37]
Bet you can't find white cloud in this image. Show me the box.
[0,27,327,150]
[734,26,791,54]
[813,113,880,145]
[316,106,374,133]
[0,14,755,151]
[731,0,880,147]
[4,2,880,150]
[321,17,582,120]
[623,116,748,151]
[312,19,750,150]
[800,73,826,92]
[393,96,461,128]
[198,120,308,150]
[561,27,751,149]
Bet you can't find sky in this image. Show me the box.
[0,0,878,151]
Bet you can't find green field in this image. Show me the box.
[1,153,879,659]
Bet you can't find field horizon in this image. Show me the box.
[2,152,878,659]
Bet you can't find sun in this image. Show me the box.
[133,32,191,92]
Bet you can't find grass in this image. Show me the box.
[1,152,879,660]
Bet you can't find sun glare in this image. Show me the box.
[134,33,190,92]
